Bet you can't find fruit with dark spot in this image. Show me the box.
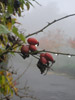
[37,61,46,74]
[27,38,39,46]
[29,45,37,52]
[21,45,29,59]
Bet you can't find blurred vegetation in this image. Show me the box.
[0,0,38,99]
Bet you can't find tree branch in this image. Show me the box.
[40,50,75,57]
[26,13,75,38]
[7,49,75,57]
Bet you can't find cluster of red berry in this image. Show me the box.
[37,53,55,74]
[21,38,39,58]
[21,38,55,74]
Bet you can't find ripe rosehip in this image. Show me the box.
[40,53,45,58]
[21,45,29,54]
[40,57,47,65]
[27,38,39,45]
[45,53,55,63]
[29,45,37,52]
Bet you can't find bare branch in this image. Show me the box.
[26,13,75,38]
[7,49,75,57]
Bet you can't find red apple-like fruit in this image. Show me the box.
[21,45,29,54]
[40,57,48,65]
[45,53,55,63]
[29,45,37,52]
[27,38,39,45]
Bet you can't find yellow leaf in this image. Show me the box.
[6,71,12,76]
[1,43,5,48]
[14,87,18,94]
[9,77,13,81]
[1,75,5,85]
[0,71,4,75]
[6,76,10,82]
[5,84,10,94]
[9,81,14,88]
[7,22,12,30]
[10,89,13,97]
[13,18,16,21]
[13,44,18,51]
[7,85,11,94]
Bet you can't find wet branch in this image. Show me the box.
[8,49,75,57]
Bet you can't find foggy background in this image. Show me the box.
[17,0,75,76]
[9,0,75,100]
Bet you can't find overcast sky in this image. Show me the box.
[37,0,75,13]
[18,0,75,34]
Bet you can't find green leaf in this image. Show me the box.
[1,75,5,85]
[28,1,34,7]
[18,8,21,16]
[10,89,13,96]
[12,26,26,43]
[0,24,10,34]
[7,5,13,13]
[1,88,5,93]
[5,84,11,94]
[12,26,19,36]
[0,75,2,84]
[25,2,30,10]
[7,1,14,14]
[19,34,25,43]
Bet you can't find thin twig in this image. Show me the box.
[5,49,75,57]
[26,13,75,38]
[42,50,75,56]
[13,60,32,82]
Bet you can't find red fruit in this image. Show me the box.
[40,53,45,58]
[45,53,55,62]
[29,45,37,52]
[27,38,39,45]
[40,57,47,64]
[21,45,29,54]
